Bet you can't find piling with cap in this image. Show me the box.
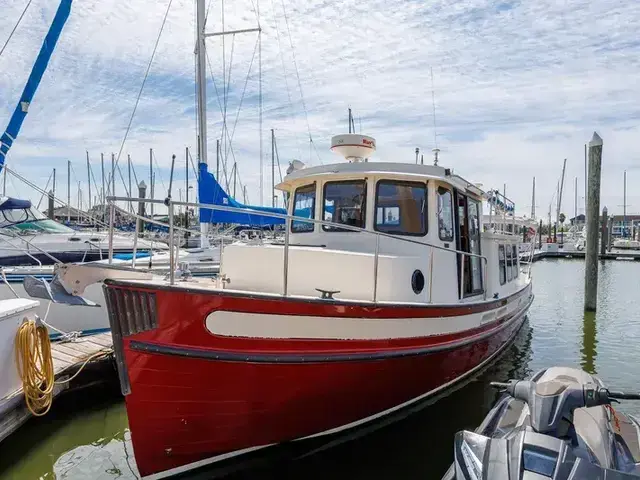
[584,132,603,312]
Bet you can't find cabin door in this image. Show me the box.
[454,192,483,297]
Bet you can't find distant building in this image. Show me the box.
[48,205,86,223]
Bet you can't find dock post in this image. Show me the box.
[538,219,543,248]
[600,207,608,256]
[608,218,613,252]
[48,190,55,219]
[584,132,603,312]
[137,181,147,235]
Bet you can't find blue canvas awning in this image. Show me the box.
[0,197,32,211]
[198,163,285,226]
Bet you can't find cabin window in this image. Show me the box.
[498,245,506,285]
[291,183,316,233]
[437,187,454,241]
[322,180,367,232]
[506,244,513,282]
[374,181,427,236]
[512,244,519,278]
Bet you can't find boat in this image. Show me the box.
[0,196,166,266]
[33,130,536,478]
[613,238,640,251]
[442,366,640,479]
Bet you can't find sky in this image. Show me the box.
[1,0,639,220]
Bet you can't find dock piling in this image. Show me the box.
[584,132,603,312]
[600,207,608,256]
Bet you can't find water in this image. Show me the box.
[1,259,639,480]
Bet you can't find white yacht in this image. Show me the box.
[0,197,164,266]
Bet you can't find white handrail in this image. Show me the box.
[107,196,494,302]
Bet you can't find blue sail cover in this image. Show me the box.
[198,163,285,226]
[0,0,72,171]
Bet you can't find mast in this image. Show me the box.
[556,158,567,225]
[149,148,154,218]
[216,139,220,180]
[271,129,275,207]
[0,0,72,171]
[111,153,115,199]
[128,154,132,209]
[624,170,627,238]
[185,146,189,231]
[101,153,105,220]
[195,0,208,247]
[86,151,91,210]
[67,159,71,222]
[531,176,536,219]
[53,168,56,197]
[574,176,577,223]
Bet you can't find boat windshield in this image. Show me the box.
[0,207,75,234]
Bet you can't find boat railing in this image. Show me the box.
[0,230,61,267]
[106,196,491,303]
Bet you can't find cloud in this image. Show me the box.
[1,0,639,217]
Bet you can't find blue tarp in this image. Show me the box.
[0,197,32,211]
[0,0,72,171]
[198,163,286,226]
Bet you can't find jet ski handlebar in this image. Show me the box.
[491,380,640,412]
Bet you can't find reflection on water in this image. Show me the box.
[1,259,639,480]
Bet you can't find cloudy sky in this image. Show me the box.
[1,0,639,219]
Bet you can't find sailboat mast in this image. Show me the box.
[624,170,627,237]
[271,129,275,207]
[86,151,91,210]
[67,160,71,222]
[101,153,105,220]
[531,177,536,219]
[195,0,208,247]
[149,148,154,218]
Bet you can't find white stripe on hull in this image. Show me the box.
[205,291,528,340]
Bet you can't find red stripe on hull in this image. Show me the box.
[113,285,533,477]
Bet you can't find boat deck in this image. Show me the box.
[0,332,114,444]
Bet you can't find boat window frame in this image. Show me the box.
[373,179,427,237]
[437,186,455,242]
[290,182,317,234]
[321,179,368,233]
[512,244,519,278]
[498,244,507,285]
[506,243,513,282]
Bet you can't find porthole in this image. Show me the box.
[411,269,425,294]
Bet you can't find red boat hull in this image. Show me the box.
[104,282,533,478]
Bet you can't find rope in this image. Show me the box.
[0,0,32,59]
[15,314,111,416]
[15,319,54,416]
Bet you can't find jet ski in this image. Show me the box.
[443,367,640,479]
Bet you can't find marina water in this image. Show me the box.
[1,258,639,480]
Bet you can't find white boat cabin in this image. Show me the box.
[221,137,528,305]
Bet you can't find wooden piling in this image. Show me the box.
[584,132,603,312]
[137,181,147,234]
[600,207,608,256]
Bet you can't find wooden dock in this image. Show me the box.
[532,250,640,262]
[0,332,114,444]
